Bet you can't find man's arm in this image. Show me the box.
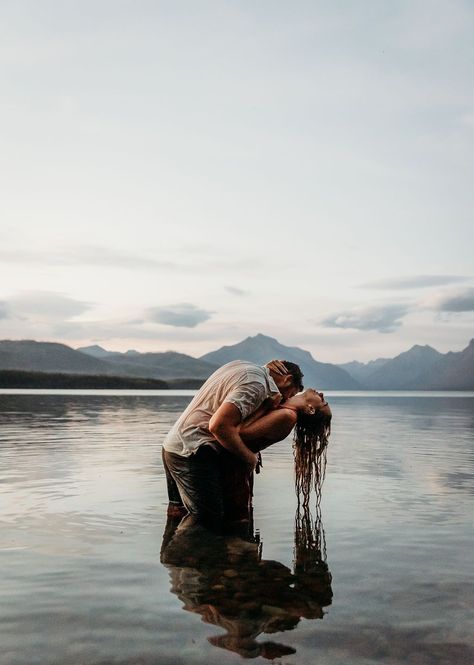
[236,395,280,429]
[208,403,258,470]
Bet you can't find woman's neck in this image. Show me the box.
[280,397,300,412]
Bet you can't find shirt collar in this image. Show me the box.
[262,365,280,395]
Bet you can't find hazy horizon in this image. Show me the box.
[1,1,473,362]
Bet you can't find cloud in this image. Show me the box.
[50,319,157,340]
[9,291,93,320]
[225,285,248,296]
[147,303,213,328]
[426,287,474,312]
[0,244,262,273]
[0,246,177,271]
[47,319,238,344]
[70,246,177,270]
[360,275,469,290]
[0,302,10,319]
[322,303,411,333]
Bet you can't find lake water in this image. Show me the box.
[0,391,473,665]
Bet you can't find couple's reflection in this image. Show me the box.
[160,505,332,659]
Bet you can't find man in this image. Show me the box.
[162,359,304,530]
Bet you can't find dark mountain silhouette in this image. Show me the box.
[1,336,472,389]
[337,357,390,383]
[200,333,360,389]
[0,340,112,374]
[76,344,112,358]
[363,345,444,389]
[338,340,474,390]
[408,338,474,390]
[0,340,217,381]
[97,351,218,380]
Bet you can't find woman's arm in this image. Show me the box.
[239,409,297,452]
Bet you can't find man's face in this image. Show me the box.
[276,375,299,400]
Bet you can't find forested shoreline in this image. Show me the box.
[0,370,205,390]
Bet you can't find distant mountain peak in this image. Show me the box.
[242,333,279,345]
[363,342,445,390]
[76,344,112,359]
[200,334,360,389]
[403,344,441,358]
[0,339,111,374]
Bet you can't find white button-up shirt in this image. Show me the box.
[163,360,280,456]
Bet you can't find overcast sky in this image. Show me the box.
[1,0,473,362]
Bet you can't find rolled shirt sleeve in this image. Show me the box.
[223,381,269,421]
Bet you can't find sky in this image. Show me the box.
[0,0,473,363]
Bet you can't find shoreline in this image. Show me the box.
[1,388,473,397]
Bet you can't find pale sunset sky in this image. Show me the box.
[1,1,473,362]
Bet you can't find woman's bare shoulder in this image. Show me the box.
[262,407,297,435]
[239,406,296,445]
[276,407,298,425]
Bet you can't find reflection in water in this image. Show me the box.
[294,502,328,591]
[160,505,332,659]
[2,392,473,664]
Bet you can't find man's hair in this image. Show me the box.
[281,360,304,391]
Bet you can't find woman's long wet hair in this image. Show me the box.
[293,409,332,588]
[293,409,331,509]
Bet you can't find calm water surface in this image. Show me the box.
[0,391,473,665]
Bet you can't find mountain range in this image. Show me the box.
[337,340,474,390]
[0,334,472,390]
[0,340,217,381]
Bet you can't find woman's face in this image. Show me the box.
[304,388,331,415]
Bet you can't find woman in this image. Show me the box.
[222,389,332,520]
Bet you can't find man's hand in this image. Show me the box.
[269,393,283,408]
[209,402,258,469]
[246,452,258,472]
[265,360,289,376]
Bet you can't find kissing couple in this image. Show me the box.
[162,358,332,531]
